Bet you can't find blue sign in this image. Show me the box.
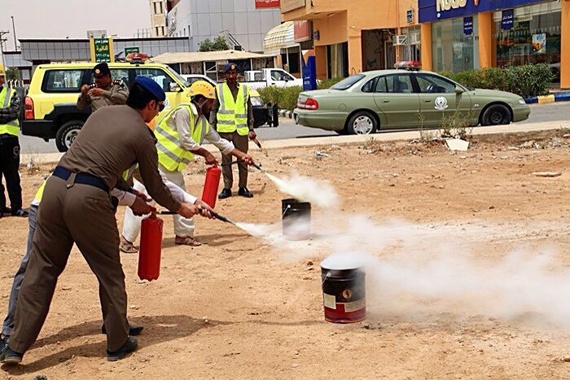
[418,0,548,23]
[463,16,473,35]
[302,55,317,91]
[501,9,514,30]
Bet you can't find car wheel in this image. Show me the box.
[55,120,84,152]
[480,104,511,126]
[346,111,378,135]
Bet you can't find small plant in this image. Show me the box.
[440,108,474,140]
[361,137,383,154]
[417,112,439,142]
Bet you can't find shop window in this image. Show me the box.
[494,3,561,81]
[432,17,477,73]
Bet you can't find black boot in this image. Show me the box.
[218,188,232,199]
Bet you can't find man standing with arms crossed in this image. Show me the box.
[0,76,210,364]
[212,62,257,199]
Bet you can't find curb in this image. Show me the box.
[525,92,570,104]
[22,120,570,166]
[278,109,295,119]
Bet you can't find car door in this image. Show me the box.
[372,73,421,129]
[413,73,472,128]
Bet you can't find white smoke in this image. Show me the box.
[237,169,570,329]
[263,172,339,209]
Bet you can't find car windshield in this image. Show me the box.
[164,66,188,88]
[331,74,365,90]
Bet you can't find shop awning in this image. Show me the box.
[264,21,296,53]
[153,49,274,64]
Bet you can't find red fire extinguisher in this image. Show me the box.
[138,214,164,281]
[201,165,221,208]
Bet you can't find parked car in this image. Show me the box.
[295,65,531,135]
[180,73,217,87]
[244,68,303,91]
[23,58,192,152]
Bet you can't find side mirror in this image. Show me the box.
[455,85,464,94]
[170,82,181,92]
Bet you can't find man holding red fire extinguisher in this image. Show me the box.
[120,80,255,251]
[0,77,212,365]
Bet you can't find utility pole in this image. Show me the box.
[11,16,17,51]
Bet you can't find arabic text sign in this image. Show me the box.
[94,38,111,62]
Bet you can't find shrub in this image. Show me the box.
[317,77,343,89]
[444,64,553,98]
[504,64,553,99]
[478,67,508,90]
[450,69,481,89]
[257,86,303,111]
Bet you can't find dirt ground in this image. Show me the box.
[2,130,570,379]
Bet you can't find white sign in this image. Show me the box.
[434,96,449,110]
[436,0,467,12]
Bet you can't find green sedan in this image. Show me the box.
[295,69,530,134]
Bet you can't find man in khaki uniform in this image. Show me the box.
[0,76,209,364]
[77,62,128,112]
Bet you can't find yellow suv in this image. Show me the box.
[22,60,192,151]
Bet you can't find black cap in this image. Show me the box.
[222,62,237,73]
[93,62,111,77]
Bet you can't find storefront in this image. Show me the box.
[418,0,569,88]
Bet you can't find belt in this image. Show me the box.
[53,166,109,192]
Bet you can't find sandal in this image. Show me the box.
[120,240,139,254]
[175,236,202,247]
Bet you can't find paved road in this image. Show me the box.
[17,101,570,155]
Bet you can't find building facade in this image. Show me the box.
[166,0,281,52]
[418,0,569,88]
[150,0,168,37]
[281,0,419,79]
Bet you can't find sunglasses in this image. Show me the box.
[155,101,165,112]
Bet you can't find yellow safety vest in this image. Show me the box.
[33,180,47,204]
[154,104,209,172]
[0,87,20,136]
[216,83,249,136]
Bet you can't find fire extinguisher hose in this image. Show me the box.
[155,209,235,225]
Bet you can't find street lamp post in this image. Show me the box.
[11,16,17,51]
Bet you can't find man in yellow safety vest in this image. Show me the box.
[0,64,27,218]
[119,79,255,250]
[211,62,257,199]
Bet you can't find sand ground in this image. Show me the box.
[1,130,570,379]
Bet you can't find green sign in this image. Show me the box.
[94,38,111,62]
[125,46,140,54]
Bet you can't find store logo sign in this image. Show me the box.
[436,0,468,12]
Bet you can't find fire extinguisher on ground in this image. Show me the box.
[138,214,164,281]
[201,165,221,208]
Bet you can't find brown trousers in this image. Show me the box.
[10,175,129,353]
[218,130,249,189]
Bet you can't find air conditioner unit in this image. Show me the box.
[410,32,421,45]
[393,35,408,46]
